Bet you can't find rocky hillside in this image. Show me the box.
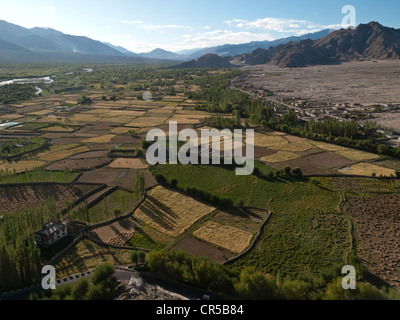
[233,22,400,68]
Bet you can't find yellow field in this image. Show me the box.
[168,114,205,124]
[260,151,301,163]
[338,163,396,177]
[124,116,168,127]
[97,116,136,124]
[111,127,135,134]
[40,125,76,132]
[193,221,253,254]
[0,160,45,173]
[335,149,380,162]
[109,158,148,169]
[82,134,116,144]
[102,110,146,117]
[27,110,52,116]
[135,186,215,238]
[279,141,314,152]
[35,144,80,159]
[308,140,348,152]
[55,239,131,278]
[252,132,289,148]
[40,146,90,161]
[69,114,101,123]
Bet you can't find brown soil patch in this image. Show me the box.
[306,152,354,169]
[171,237,235,263]
[78,169,121,185]
[345,194,400,289]
[46,157,111,171]
[70,150,109,159]
[273,158,332,176]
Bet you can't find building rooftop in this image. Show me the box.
[36,221,66,237]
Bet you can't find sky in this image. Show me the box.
[0,0,399,53]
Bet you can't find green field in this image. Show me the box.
[155,163,352,278]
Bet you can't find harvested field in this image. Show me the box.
[308,140,347,152]
[46,157,111,171]
[89,218,136,245]
[134,186,215,238]
[345,193,400,289]
[111,127,134,134]
[0,184,92,213]
[260,150,301,163]
[39,146,90,162]
[335,149,380,162]
[82,134,116,144]
[109,158,147,169]
[0,160,45,173]
[78,169,120,185]
[171,236,235,263]
[124,116,168,127]
[252,132,288,148]
[339,163,396,177]
[193,221,253,254]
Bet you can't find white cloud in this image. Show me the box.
[182,30,274,48]
[225,17,342,34]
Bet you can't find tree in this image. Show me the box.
[91,263,115,285]
[130,251,139,266]
[71,278,89,300]
[138,250,146,265]
[291,167,303,178]
[113,209,122,218]
[234,267,277,300]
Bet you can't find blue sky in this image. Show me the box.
[0,0,399,53]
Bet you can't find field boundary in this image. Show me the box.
[223,209,272,266]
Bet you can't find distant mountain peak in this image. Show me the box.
[233,21,400,68]
[169,53,235,69]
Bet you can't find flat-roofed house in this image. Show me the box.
[34,221,68,247]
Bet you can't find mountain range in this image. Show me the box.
[233,22,400,68]
[0,19,399,68]
[0,19,334,63]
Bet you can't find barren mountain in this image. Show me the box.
[233,22,400,68]
[170,53,235,69]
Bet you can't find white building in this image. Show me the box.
[34,221,68,247]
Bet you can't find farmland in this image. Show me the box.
[0,63,399,298]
